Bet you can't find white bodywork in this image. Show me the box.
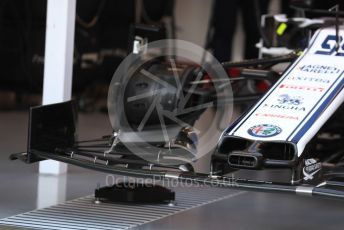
[227,28,344,156]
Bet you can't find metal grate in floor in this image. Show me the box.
[0,186,244,230]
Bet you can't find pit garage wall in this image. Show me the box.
[174,0,281,61]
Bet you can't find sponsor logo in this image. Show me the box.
[288,75,331,84]
[279,84,324,92]
[255,113,299,120]
[299,65,340,75]
[314,35,344,56]
[247,124,282,138]
[303,158,321,181]
[263,103,306,112]
[277,94,303,105]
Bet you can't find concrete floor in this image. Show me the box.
[0,111,111,218]
[1,111,344,229]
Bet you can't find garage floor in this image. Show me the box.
[1,111,344,229]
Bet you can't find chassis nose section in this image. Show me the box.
[228,151,264,169]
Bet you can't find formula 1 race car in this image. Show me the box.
[212,27,344,187]
[11,12,344,199]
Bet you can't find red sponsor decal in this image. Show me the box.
[279,84,324,92]
[255,113,299,120]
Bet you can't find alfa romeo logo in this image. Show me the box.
[107,39,233,165]
[248,124,282,137]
